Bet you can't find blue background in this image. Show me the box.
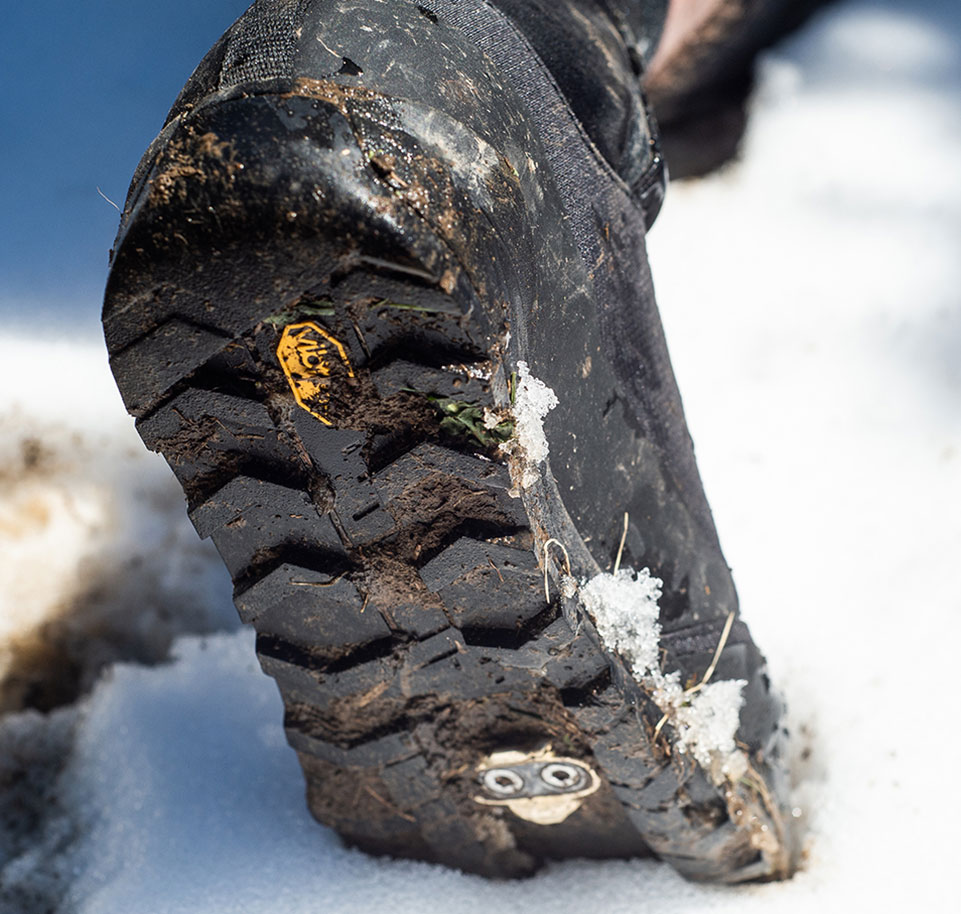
[0,0,250,334]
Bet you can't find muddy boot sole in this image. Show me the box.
[104,0,791,881]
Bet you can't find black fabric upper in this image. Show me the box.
[488,0,657,192]
[165,0,665,196]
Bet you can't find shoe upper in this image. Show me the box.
[158,0,665,223]
[485,0,661,199]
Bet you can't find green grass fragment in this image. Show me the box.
[373,298,452,314]
[425,394,513,448]
[263,300,335,326]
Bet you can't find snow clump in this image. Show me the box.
[580,568,747,776]
[503,360,558,488]
[580,567,663,677]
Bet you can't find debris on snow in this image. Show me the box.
[0,338,237,716]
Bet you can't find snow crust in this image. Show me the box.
[580,569,746,772]
[506,360,558,487]
[670,679,747,772]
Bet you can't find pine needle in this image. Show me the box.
[613,511,629,574]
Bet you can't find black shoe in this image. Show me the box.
[103,0,792,880]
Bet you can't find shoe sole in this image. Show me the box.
[103,33,789,879]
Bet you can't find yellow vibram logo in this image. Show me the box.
[276,321,354,425]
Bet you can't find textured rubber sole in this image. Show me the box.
[103,17,791,876]
[106,240,646,876]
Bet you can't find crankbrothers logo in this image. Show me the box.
[276,321,354,425]
[474,745,600,824]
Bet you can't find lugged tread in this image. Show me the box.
[235,563,392,652]
[109,317,232,417]
[190,475,345,577]
[418,537,547,629]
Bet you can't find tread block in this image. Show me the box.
[403,649,531,702]
[257,651,322,704]
[333,271,463,315]
[404,628,461,670]
[419,538,537,590]
[373,594,450,640]
[464,618,591,675]
[542,630,610,690]
[418,538,546,629]
[371,359,489,402]
[286,729,417,768]
[136,389,300,494]
[137,387,276,450]
[336,271,485,357]
[372,443,525,527]
[236,563,390,649]
[292,419,395,545]
[189,476,317,537]
[264,649,400,711]
[189,476,345,577]
[110,317,231,416]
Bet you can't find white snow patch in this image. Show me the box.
[580,568,664,677]
[580,569,745,774]
[507,360,558,487]
[671,680,748,772]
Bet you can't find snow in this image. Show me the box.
[579,568,746,774]
[2,0,961,910]
[580,568,663,676]
[505,360,559,487]
[669,679,747,772]
[0,339,236,716]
